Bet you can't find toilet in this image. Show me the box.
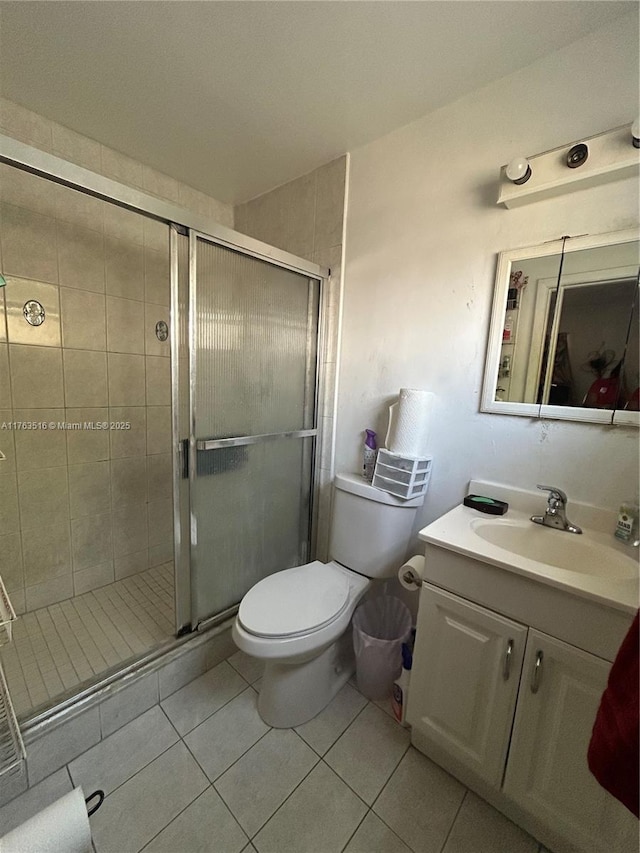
[232,473,423,727]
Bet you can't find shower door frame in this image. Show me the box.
[0,133,329,638]
[181,229,326,633]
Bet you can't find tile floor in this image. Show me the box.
[1,564,174,717]
[0,648,552,853]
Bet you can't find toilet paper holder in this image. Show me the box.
[85,790,104,817]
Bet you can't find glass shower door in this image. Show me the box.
[189,232,320,626]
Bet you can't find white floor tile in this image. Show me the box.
[228,649,264,684]
[69,706,178,796]
[344,811,413,853]
[160,660,247,735]
[185,687,270,782]
[214,728,319,838]
[295,683,367,756]
[253,762,367,853]
[324,702,410,805]
[373,747,466,853]
[442,791,539,853]
[141,787,248,853]
[90,742,208,853]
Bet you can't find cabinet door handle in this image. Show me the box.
[503,639,514,680]
[531,650,544,693]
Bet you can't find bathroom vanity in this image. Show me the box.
[406,481,639,853]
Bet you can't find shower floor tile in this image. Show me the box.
[1,563,175,719]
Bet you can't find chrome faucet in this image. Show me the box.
[531,485,582,534]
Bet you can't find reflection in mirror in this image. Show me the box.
[482,228,640,425]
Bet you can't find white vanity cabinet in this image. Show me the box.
[408,582,638,853]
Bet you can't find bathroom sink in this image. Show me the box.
[470,517,638,580]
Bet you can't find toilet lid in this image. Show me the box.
[238,561,350,638]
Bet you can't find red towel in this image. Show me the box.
[588,610,639,818]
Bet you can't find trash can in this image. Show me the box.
[352,596,412,700]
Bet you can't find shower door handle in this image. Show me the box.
[181,439,190,479]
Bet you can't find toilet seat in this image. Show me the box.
[238,561,350,639]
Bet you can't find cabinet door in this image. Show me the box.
[406,584,527,787]
[504,630,638,853]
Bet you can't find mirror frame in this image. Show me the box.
[481,228,639,426]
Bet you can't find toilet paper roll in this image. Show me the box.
[386,389,434,457]
[398,555,425,591]
[0,787,92,853]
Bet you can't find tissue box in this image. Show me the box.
[373,450,432,499]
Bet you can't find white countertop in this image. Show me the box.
[419,503,639,615]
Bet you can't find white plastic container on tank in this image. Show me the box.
[329,473,424,579]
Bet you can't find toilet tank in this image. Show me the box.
[328,473,424,578]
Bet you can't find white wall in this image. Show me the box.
[338,12,640,544]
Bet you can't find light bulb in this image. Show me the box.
[506,156,531,185]
[632,118,640,149]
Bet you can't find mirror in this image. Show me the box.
[481,229,639,425]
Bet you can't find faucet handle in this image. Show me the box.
[536,485,567,505]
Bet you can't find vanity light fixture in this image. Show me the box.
[632,118,640,149]
[506,156,532,185]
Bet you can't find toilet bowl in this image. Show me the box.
[232,473,424,728]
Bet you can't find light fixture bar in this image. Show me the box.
[498,123,639,208]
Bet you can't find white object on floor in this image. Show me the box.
[0,787,91,853]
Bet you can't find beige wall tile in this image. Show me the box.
[143,218,169,255]
[112,503,148,557]
[71,512,113,571]
[178,184,212,218]
[0,98,52,151]
[4,277,61,347]
[51,123,101,171]
[314,157,346,253]
[1,203,58,283]
[18,466,69,528]
[148,498,173,548]
[101,146,143,187]
[144,247,170,306]
[63,349,108,407]
[103,204,144,245]
[68,461,111,519]
[10,344,64,408]
[54,184,104,233]
[108,353,145,405]
[105,236,144,301]
[0,532,24,593]
[147,406,171,454]
[22,520,71,586]
[0,291,6,343]
[0,409,16,470]
[144,304,171,357]
[147,453,172,501]
[25,573,73,612]
[0,469,19,533]
[109,407,146,458]
[111,456,147,506]
[57,221,105,293]
[106,296,144,354]
[142,166,181,204]
[149,542,173,568]
[145,356,171,406]
[0,164,58,218]
[0,344,12,408]
[73,561,114,595]
[286,172,316,260]
[114,549,148,580]
[13,408,66,471]
[60,288,106,350]
[65,407,109,464]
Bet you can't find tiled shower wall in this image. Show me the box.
[0,98,233,615]
[234,156,347,558]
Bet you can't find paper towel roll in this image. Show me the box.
[398,555,425,591]
[386,389,434,457]
[0,787,92,853]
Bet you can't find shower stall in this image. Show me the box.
[0,138,328,726]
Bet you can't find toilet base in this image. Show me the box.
[257,631,355,728]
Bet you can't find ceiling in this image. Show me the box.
[0,1,634,204]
